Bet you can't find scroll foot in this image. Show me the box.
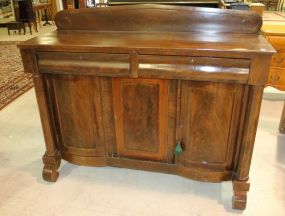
[232,180,250,210]
[42,151,61,182]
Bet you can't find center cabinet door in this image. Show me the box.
[112,78,169,162]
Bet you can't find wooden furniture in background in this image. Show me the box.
[62,0,86,9]
[33,2,54,27]
[258,0,280,10]
[6,21,26,34]
[250,3,265,16]
[18,5,274,210]
[262,12,285,132]
[18,0,37,34]
[96,0,109,7]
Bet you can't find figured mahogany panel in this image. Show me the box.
[50,75,105,156]
[113,78,168,161]
[179,81,243,169]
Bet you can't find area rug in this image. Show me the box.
[0,41,33,110]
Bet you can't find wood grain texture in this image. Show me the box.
[18,32,274,59]
[50,75,105,157]
[100,78,116,156]
[113,78,168,161]
[20,48,39,74]
[55,4,262,34]
[60,154,232,182]
[179,81,243,170]
[37,52,130,77]
[138,55,249,83]
[235,86,264,180]
[33,73,61,182]
[232,180,250,210]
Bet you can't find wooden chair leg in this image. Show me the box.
[34,20,38,32]
[49,9,55,25]
[37,11,42,28]
[28,22,32,34]
[23,24,26,35]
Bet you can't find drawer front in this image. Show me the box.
[37,52,130,76]
[268,67,285,91]
[138,55,249,83]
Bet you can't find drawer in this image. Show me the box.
[138,55,250,83]
[268,67,285,90]
[37,52,130,76]
[267,36,285,51]
[271,52,285,68]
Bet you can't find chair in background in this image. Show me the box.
[18,0,38,34]
[96,0,108,7]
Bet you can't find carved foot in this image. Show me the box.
[232,180,250,210]
[42,151,61,182]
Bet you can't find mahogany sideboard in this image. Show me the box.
[18,5,275,210]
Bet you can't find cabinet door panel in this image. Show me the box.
[179,81,243,169]
[50,75,105,156]
[113,78,168,162]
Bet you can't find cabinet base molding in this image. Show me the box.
[62,152,232,182]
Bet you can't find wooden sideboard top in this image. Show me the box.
[19,5,274,58]
[19,30,274,57]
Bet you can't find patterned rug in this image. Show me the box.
[0,41,33,110]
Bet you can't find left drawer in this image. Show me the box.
[37,52,130,77]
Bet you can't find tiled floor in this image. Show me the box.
[0,89,285,216]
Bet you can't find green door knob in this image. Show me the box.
[175,141,183,155]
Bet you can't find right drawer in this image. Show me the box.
[268,67,285,90]
[138,55,250,83]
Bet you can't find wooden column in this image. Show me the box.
[233,86,264,209]
[33,74,61,182]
